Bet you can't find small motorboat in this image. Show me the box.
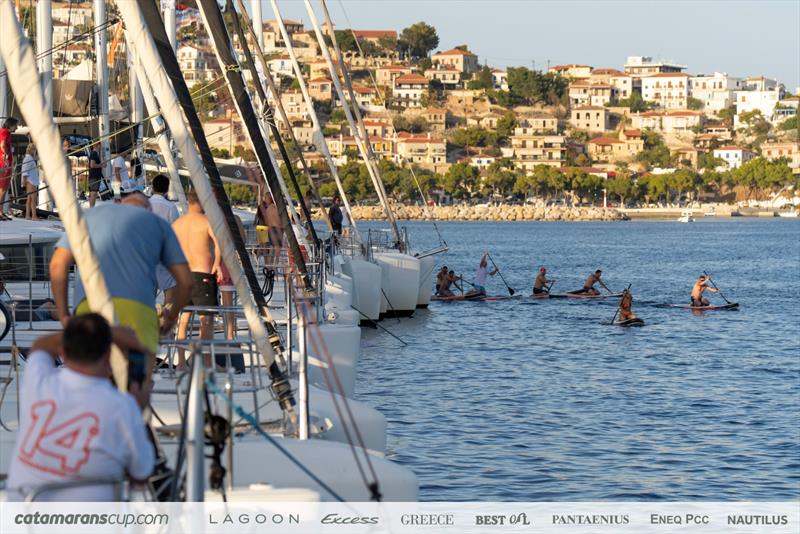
[677,210,695,223]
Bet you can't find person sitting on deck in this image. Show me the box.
[691,274,719,307]
[6,315,154,501]
[618,289,637,321]
[465,253,497,298]
[573,269,610,296]
[533,266,554,295]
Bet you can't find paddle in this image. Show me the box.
[704,271,732,304]
[610,283,632,324]
[486,253,515,296]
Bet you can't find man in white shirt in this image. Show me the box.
[149,174,181,303]
[112,154,134,194]
[6,314,155,501]
[148,173,180,223]
[465,252,497,298]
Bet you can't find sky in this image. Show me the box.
[250,0,800,89]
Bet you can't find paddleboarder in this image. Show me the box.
[618,288,637,321]
[691,274,719,307]
[574,269,610,296]
[435,266,449,296]
[465,253,497,298]
[533,267,554,295]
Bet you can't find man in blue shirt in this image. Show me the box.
[50,193,193,355]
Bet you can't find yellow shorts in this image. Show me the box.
[75,298,159,354]
[256,225,270,245]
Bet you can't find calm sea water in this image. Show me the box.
[354,218,800,501]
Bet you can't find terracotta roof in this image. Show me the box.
[551,64,591,70]
[573,106,606,111]
[398,135,445,144]
[395,73,429,85]
[425,68,460,73]
[716,145,748,151]
[352,85,375,94]
[425,107,447,114]
[591,68,623,75]
[491,68,506,73]
[433,48,477,57]
[570,81,611,88]
[647,72,690,78]
[379,64,411,71]
[623,129,642,137]
[561,166,608,173]
[352,30,397,39]
[589,137,622,146]
[308,77,332,83]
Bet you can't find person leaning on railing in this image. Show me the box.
[6,314,155,501]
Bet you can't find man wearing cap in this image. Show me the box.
[533,266,554,295]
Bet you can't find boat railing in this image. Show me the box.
[23,476,125,502]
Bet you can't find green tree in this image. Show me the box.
[450,127,498,148]
[334,30,358,52]
[717,105,737,125]
[730,157,793,194]
[467,67,494,90]
[486,89,515,108]
[393,115,430,133]
[442,163,480,199]
[483,161,516,197]
[398,22,439,59]
[495,112,518,143]
[687,96,704,110]
[778,116,798,132]
[617,92,653,113]
[668,168,700,202]
[505,67,568,106]
[739,110,771,138]
[378,35,398,52]
[606,175,632,206]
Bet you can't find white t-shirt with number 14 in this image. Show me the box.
[6,351,155,501]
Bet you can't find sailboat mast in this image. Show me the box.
[303,0,402,245]
[36,0,52,113]
[162,0,177,51]
[234,0,332,231]
[268,0,360,240]
[250,0,263,48]
[128,47,144,187]
[94,0,112,193]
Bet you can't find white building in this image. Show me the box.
[491,69,509,90]
[689,72,743,112]
[642,73,690,109]
[734,89,783,128]
[743,77,779,91]
[713,145,756,169]
[393,73,429,108]
[624,56,686,78]
[267,55,294,78]
[631,110,704,134]
[176,44,218,82]
[760,141,800,172]
[425,68,461,88]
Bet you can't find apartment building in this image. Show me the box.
[642,73,690,109]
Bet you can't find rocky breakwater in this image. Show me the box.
[348,204,627,222]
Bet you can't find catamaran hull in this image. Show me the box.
[158,435,418,501]
[415,255,436,309]
[339,256,382,324]
[373,252,421,319]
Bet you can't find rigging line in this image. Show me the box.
[233,0,333,232]
[225,0,320,245]
[204,378,347,502]
[289,278,382,500]
[332,0,446,247]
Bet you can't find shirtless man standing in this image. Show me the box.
[435,266,449,296]
[172,190,221,369]
[574,269,610,296]
[691,274,718,307]
[257,193,283,268]
[618,289,637,321]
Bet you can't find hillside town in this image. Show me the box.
[41,2,800,207]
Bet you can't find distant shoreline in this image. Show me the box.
[329,204,793,222]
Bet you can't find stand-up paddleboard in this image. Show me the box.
[431,294,516,302]
[528,293,551,299]
[550,293,624,300]
[614,317,645,327]
[669,302,739,310]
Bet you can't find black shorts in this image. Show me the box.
[88,175,103,192]
[189,272,219,314]
[533,287,546,294]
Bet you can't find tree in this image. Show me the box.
[393,115,430,133]
[617,92,653,113]
[467,67,493,90]
[450,127,498,149]
[606,176,633,206]
[717,105,737,126]
[687,96,704,110]
[442,163,480,199]
[483,161,516,197]
[505,67,568,106]
[731,157,793,194]
[778,116,798,132]
[739,110,771,138]
[398,22,439,59]
[495,112,518,142]
[669,168,699,202]
[486,89,515,108]
[334,30,359,52]
[636,130,675,168]
[378,35,398,52]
